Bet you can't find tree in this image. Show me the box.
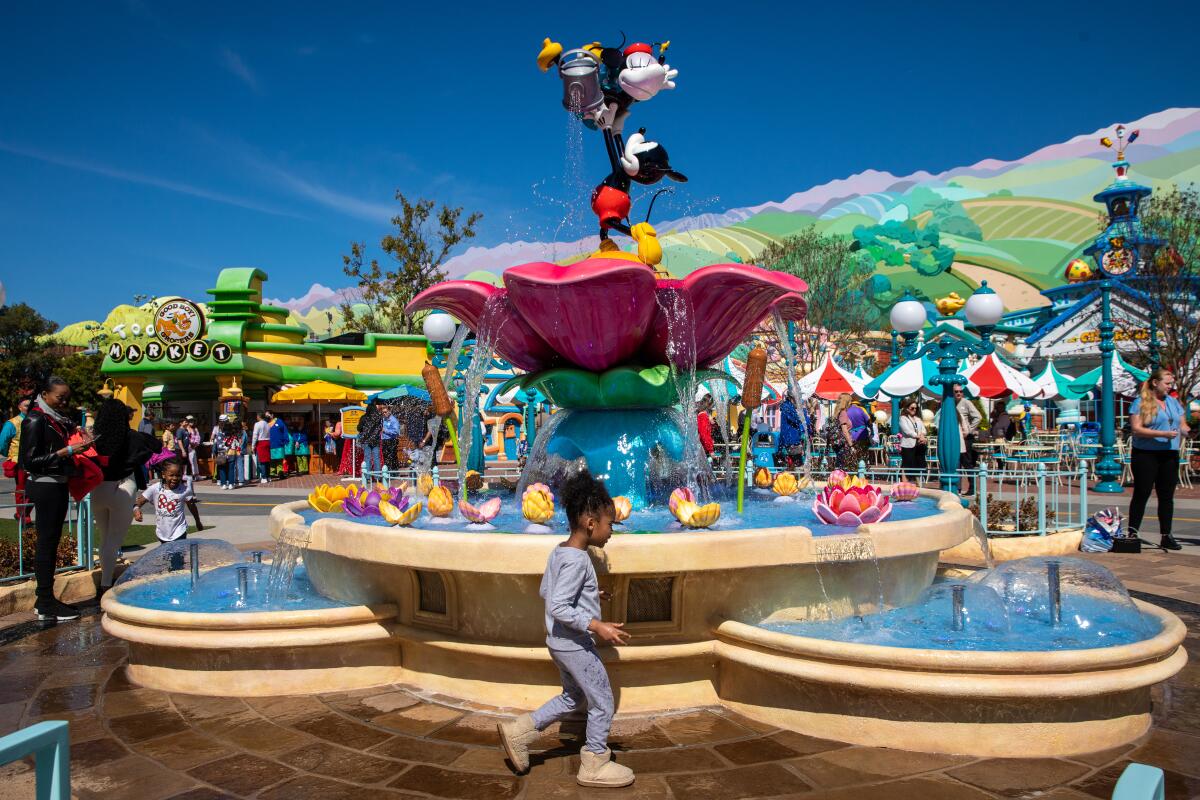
[54,353,106,413]
[760,227,879,371]
[1113,184,1200,395]
[339,192,482,335]
[0,303,60,406]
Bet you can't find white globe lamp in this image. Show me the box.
[964,281,1004,328]
[889,292,927,334]
[422,312,457,345]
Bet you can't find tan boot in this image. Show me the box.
[577,747,635,788]
[496,713,538,774]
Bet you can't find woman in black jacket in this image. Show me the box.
[18,376,93,621]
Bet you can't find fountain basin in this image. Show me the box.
[714,600,1187,757]
[101,585,401,696]
[259,489,972,710]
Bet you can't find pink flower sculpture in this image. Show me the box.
[343,485,405,518]
[406,258,807,372]
[812,484,893,527]
[459,497,502,524]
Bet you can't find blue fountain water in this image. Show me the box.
[759,557,1159,651]
[300,492,943,536]
[116,562,352,613]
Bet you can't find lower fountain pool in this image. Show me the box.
[114,563,352,613]
[758,557,1159,651]
[298,491,943,536]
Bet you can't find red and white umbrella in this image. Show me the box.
[796,353,867,400]
[962,353,1043,399]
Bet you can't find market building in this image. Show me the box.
[101,267,428,425]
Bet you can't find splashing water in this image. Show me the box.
[456,296,507,496]
[654,283,715,502]
[267,527,311,602]
[771,308,813,483]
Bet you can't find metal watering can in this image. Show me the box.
[558,49,604,117]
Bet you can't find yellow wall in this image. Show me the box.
[322,340,428,376]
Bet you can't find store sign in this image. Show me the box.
[153,299,206,345]
[340,406,365,439]
[107,339,233,365]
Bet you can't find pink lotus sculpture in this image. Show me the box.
[459,497,502,525]
[406,259,807,372]
[812,484,893,527]
[343,484,405,518]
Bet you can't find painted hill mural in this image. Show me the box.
[53,108,1200,345]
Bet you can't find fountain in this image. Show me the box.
[99,35,1186,758]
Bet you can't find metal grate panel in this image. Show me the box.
[416,570,447,615]
[626,577,675,623]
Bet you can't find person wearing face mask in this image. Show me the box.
[18,376,94,621]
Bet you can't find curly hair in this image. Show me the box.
[561,469,615,529]
[93,399,133,460]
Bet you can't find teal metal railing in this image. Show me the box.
[0,720,70,800]
[0,497,95,583]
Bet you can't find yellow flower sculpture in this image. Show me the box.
[416,473,434,496]
[428,485,454,517]
[612,496,632,523]
[380,499,423,526]
[668,487,721,529]
[521,483,555,525]
[772,472,799,497]
[754,467,773,488]
[672,499,722,529]
[307,483,350,513]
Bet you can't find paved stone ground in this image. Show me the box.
[0,593,1197,800]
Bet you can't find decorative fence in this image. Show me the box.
[0,497,95,583]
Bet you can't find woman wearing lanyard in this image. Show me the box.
[1128,369,1191,551]
[18,376,94,621]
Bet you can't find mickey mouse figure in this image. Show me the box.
[538,36,685,269]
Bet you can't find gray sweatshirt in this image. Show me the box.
[540,545,600,651]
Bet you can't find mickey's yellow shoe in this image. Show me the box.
[537,38,563,71]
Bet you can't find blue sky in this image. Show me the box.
[2,0,1197,324]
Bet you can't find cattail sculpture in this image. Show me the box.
[737,346,768,513]
[421,362,464,499]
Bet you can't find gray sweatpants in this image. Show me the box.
[531,646,613,754]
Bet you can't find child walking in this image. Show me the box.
[497,470,634,788]
[134,459,204,541]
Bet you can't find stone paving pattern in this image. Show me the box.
[0,592,1196,800]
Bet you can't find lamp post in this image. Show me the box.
[1148,314,1160,371]
[1093,280,1123,493]
[890,283,1004,496]
[888,329,900,434]
[422,312,474,467]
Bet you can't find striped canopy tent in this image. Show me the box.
[962,353,1044,399]
[796,353,867,400]
[1067,355,1150,398]
[1031,362,1078,401]
[862,356,966,400]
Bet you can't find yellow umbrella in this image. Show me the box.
[271,381,366,476]
[271,380,366,404]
